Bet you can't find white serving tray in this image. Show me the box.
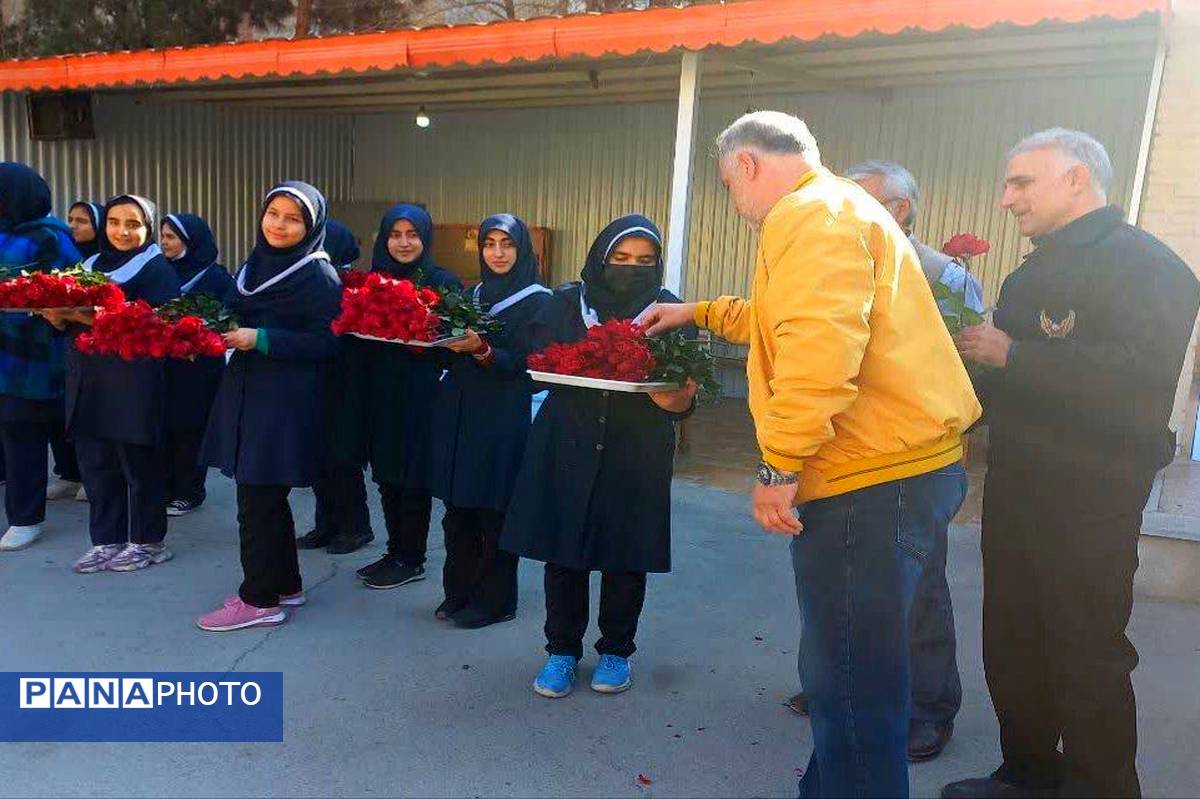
[349,331,469,348]
[528,370,680,393]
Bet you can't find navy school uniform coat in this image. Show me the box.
[430,214,552,511]
[200,182,342,487]
[67,196,182,446]
[338,204,462,488]
[162,214,236,432]
[499,284,694,574]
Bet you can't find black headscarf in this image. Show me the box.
[477,213,541,308]
[232,181,337,318]
[69,201,103,259]
[91,194,159,274]
[371,203,433,279]
[162,212,219,285]
[0,162,52,232]
[325,220,360,269]
[581,214,665,322]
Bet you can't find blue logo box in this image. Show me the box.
[1,672,283,742]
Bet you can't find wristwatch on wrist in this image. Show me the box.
[757,460,799,487]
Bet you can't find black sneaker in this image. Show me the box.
[435,597,467,620]
[326,529,375,555]
[355,553,395,580]
[296,528,335,550]
[166,499,201,517]
[451,605,517,629]
[364,561,426,590]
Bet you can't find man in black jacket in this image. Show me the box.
[943,128,1200,799]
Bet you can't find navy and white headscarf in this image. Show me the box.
[371,203,433,279]
[162,212,219,289]
[580,214,665,323]
[233,181,337,316]
[68,201,103,260]
[475,214,549,314]
[86,194,162,284]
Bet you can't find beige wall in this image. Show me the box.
[1140,0,1200,454]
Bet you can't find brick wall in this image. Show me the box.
[1139,0,1200,457]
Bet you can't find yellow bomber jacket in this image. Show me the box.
[695,167,982,503]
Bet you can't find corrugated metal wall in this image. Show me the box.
[353,72,1151,305]
[689,73,1151,304]
[0,92,354,266]
[353,102,677,286]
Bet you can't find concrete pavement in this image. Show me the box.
[1,477,1197,797]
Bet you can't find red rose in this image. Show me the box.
[942,233,990,260]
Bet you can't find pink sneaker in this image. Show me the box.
[222,591,305,607]
[196,597,286,632]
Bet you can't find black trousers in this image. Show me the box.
[49,424,80,482]
[75,436,168,546]
[981,463,1152,798]
[442,505,517,615]
[378,482,432,566]
[165,427,208,505]
[0,421,49,526]
[313,463,372,537]
[237,483,302,609]
[544,563,646,660]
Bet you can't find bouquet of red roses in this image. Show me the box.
[75,300,227,361]
[528,319,657,382]
[0,268,125,310]
[331,273,444,342]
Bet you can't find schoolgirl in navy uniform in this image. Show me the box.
[159,213,234,517]
[196,182,341,632]
[431,214,551,628]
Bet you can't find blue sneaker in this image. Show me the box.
[533,655,577,698]
[591,654,632,693]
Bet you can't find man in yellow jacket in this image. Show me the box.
[644,111,981,799]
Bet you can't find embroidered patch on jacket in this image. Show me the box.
[1039,309,1076,339]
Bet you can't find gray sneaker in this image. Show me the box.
[106,543,173,572]
[72,544,124,574]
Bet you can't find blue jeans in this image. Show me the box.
[791,463,967,798]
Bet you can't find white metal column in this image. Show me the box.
[1128,24,1167,225]
[664,50,702,297]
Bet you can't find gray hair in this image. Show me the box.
[715,111,821,162]
[1008,127,1113,199]
[844,159,919,229]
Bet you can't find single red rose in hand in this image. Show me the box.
[942,233,990,260]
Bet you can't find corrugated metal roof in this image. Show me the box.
[0,0,1169,92]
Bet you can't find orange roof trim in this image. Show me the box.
[0,0,1169,92]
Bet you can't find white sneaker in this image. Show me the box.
[75,485,88,502]
[46,478,83,501]
[0,524,44,551]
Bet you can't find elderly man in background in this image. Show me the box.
[943,129,1199,799]
[846,160,986,321]
[643,111,980,798]
[786,159,981,763]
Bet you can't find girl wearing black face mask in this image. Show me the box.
[500,214,698,699]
